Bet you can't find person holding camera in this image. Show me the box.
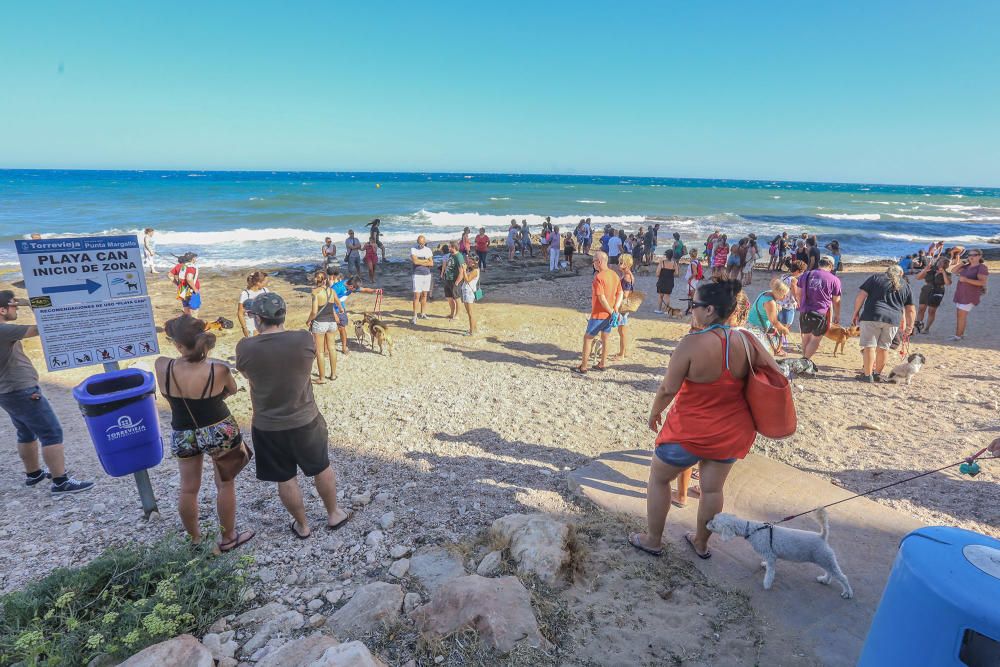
[914,258,951,334]
[947,248,989,342]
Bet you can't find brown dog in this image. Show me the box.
[824,324,860,356]
[363,312,394,356]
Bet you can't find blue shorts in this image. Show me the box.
[585,317,614,337]
[777,308,795,327]
[182,292,202,310]
[0,386,64,446]
[726,255,740,266]
[655,442,737,468]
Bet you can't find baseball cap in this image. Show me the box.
[243,292,286,319]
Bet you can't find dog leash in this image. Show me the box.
[373,289,383,317]
[898,330,911,358]
[753,446,995,531]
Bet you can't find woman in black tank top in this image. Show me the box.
[155,315,254,553]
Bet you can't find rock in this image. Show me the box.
[201,633,238,661]
[309,613,327,628]
[207,617,229,634]
[327,582,403,638]
[283,573,299,586]
[257,568,278,585]
[388,558,410,579]
[351,492,371,506]
[68,521,84,535]
[374,492,390,503]
[412,575,552,653]
[378,511,396,530]
[92,502,107,513]
[365,530,384,547]
[256,633,339,667]
[491,513,571,585]
[403,592,422,614]
[408,546,466,594]
[242,610,306,655]
[389,545,411,559]
[311,641,387,666]
[325,589,344,605]
[217,659,238,667]
[117,634,213,667]
[476,550,503,577]
[233,602,288,628]
[308,598,325,612]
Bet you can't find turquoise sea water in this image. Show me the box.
[1,170,998,270]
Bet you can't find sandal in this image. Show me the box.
[670,491,687,509]
[311,379,327,385]
[684,532,711,559]
[218,529,255,553]
[290,520,311,540]
[572,366,588,375]
[327,511,353,530]
[628,532,663,557]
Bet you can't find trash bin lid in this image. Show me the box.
[72,368,156,405]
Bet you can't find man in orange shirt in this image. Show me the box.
[575,251,623,374]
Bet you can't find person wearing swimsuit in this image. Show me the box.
[306,271,344,383]
[629,280,781,559]
[654,249,677,314]
[616,254,636,360]
[155,315,253,553]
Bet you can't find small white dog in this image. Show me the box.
[706,508,853,599]
[882,352,926,385]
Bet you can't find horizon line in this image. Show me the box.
[0,167,997,192]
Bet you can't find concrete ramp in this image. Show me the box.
[568,450,925,667]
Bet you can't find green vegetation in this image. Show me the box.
[0,535,251,667]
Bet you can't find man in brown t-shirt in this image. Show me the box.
[236,292,350,538]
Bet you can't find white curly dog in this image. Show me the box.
[706,508,853,599]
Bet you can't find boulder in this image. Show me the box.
[201,631,238,661]
[491,513,571,584]
[411,575,551,653]
[242,610,306,655]
[233,602,288,628]
[309,641,387,666]
[117,634,213,667]
[257,633,339,667]
[408,546,466,593]
[327,582,403,639]
[388,558,410,579]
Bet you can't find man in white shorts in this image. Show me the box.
[410,235,434,324]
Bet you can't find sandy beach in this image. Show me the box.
[0,246,996,664]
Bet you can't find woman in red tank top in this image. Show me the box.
[629,280,781,559]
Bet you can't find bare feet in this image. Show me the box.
[670,490,687,508]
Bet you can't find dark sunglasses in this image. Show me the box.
[690,301,711,309]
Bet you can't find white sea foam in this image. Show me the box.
[922,203,990,212]
[576,200,606,204]
[817,213,882,221]
[877,232,990,244]
[395,210,642,229]
[884,214,968,222]
[860,201,911,206]
[489,197,511,201]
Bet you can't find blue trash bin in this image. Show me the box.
[73,368,163,477]
[859,526,1000,666]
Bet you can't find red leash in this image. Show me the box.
[373,289,383,317]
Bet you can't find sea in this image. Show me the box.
[2,170,998,273]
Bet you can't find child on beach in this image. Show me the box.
[237,271,269,338]
[363,240,378,282]
[169,253,201,317]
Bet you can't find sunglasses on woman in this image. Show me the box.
[690,301,711,309]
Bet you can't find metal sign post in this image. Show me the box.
[15,236,162,520]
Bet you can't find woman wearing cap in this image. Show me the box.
[305,271,344,383]
[169,253,201,317]
[947,247,990,342]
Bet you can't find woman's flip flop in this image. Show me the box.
[628,532,663,557]
[218,529,255,553]
[684,532,711,559]
[290,521,311,540]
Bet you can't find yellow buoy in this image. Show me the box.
[376,183,381,189]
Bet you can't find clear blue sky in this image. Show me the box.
[1,1,998,186]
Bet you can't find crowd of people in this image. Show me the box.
[1,221,993,561]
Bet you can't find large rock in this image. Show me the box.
[491,513,571,584]
[242,610,306,655]
[327,582,403,639]
[407,546,466,593]
[310,641,387,666]
[411,575,551,653]
[257,633,339,667]
[117,634,213,667]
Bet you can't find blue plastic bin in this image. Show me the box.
[73,368,163,477]
[859,526,1000,666]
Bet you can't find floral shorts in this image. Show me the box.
[171,415,243,459]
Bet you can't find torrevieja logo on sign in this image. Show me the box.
[106,415,147,440]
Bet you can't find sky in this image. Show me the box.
[1,1,998,186]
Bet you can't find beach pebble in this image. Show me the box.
[379,511,396,530]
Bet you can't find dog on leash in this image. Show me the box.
[706,509,853,599]
[776,357,818,379]
[824,324,861,357]
[354,320,367,347]
[882,352,926,385]
[664,305,682,318]
[363,312,394,356]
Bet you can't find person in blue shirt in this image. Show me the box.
[899,255,913,274]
